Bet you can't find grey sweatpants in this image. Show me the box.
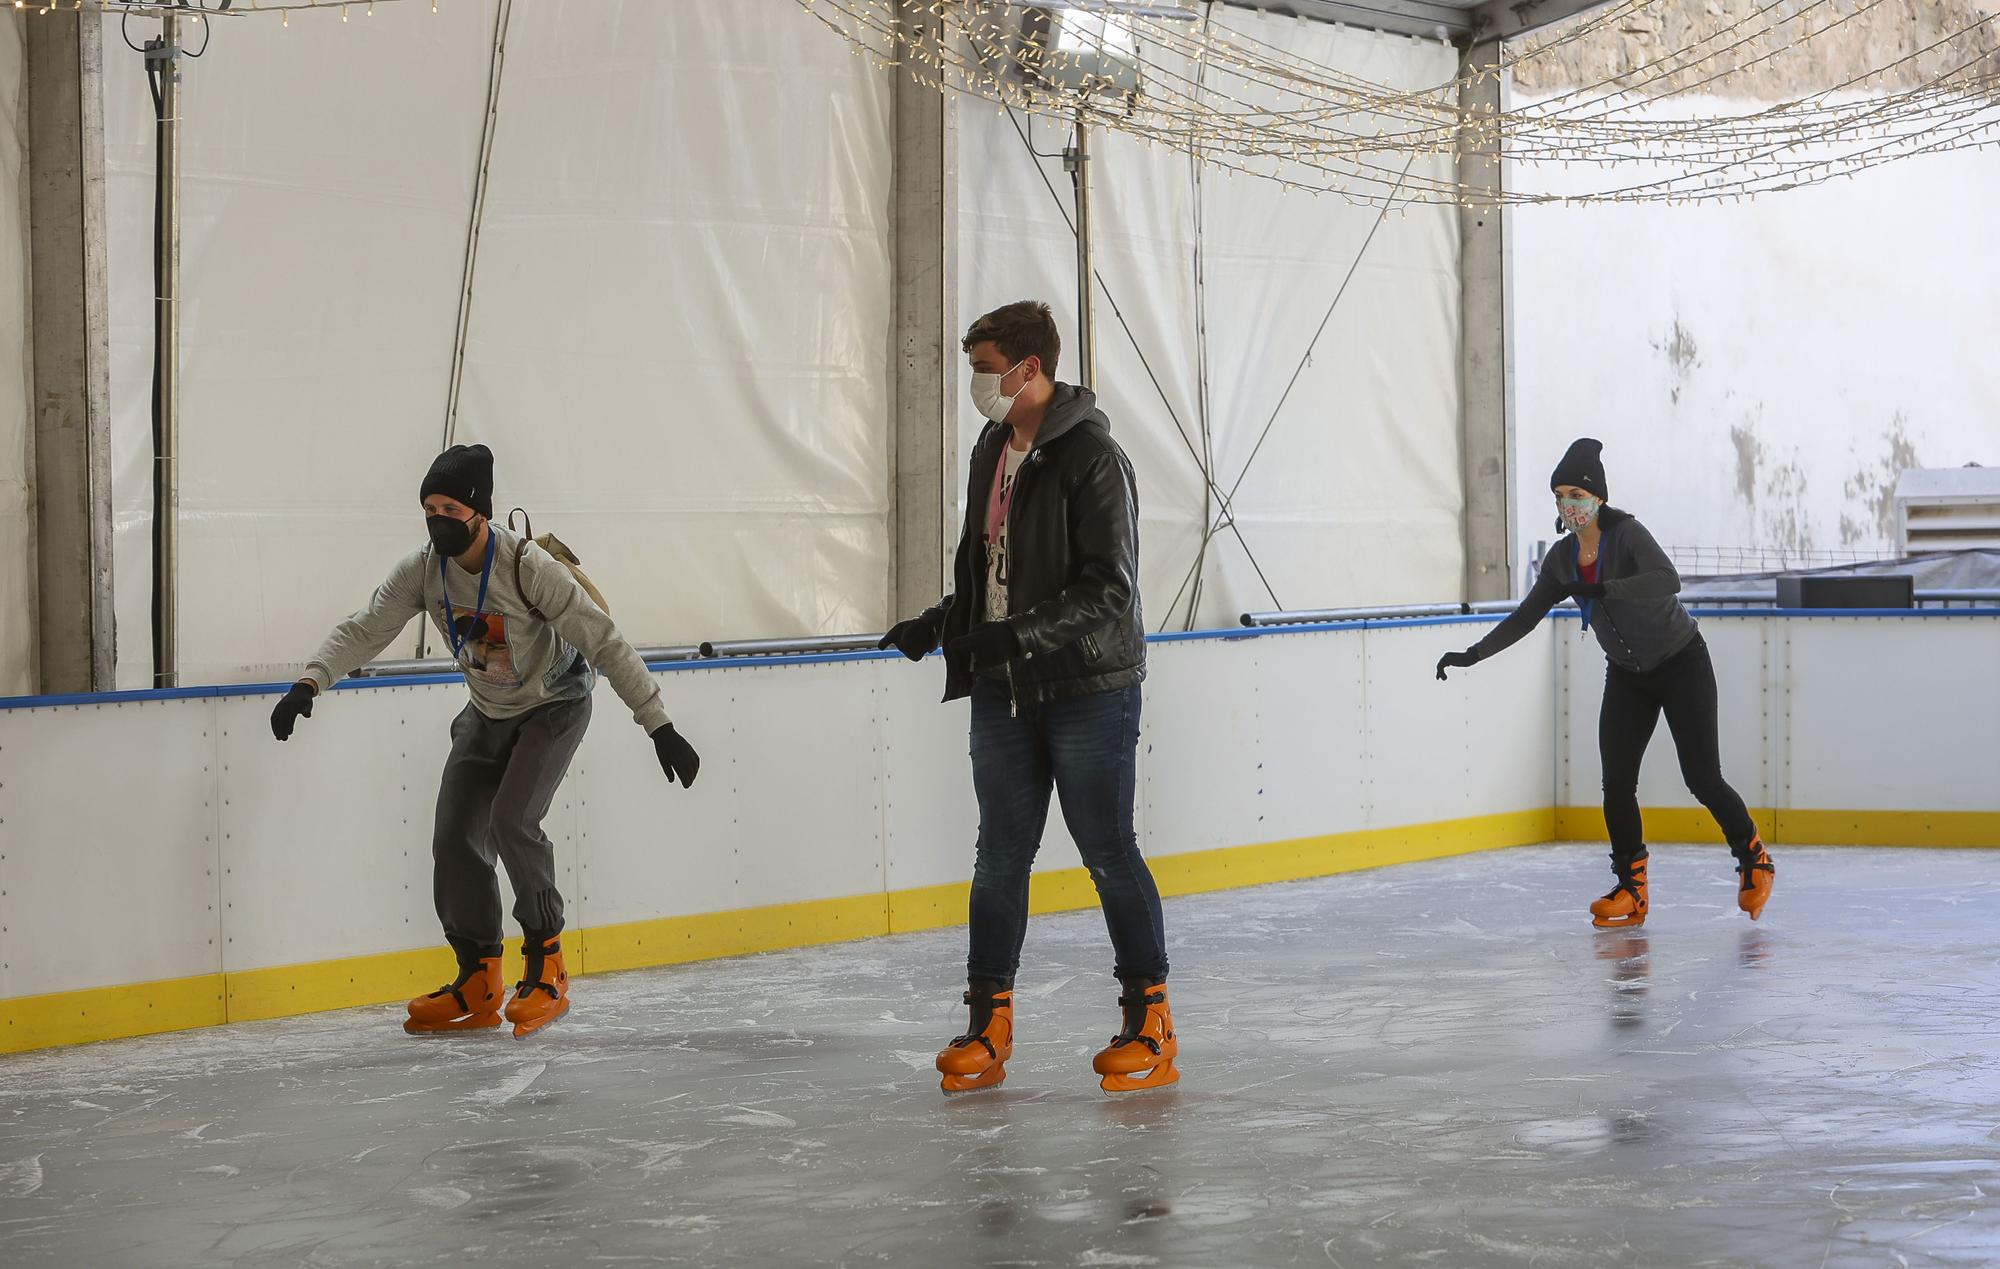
[433,694,592,954]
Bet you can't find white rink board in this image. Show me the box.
[1783,618,2000,813]
[0,697,224,998]
[0,621,1554,1002]
[1556,614,2000,817]
[1556,616,1773,811]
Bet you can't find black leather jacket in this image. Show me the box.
[922,384,1146,707]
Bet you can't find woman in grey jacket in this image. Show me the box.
[1435,438,1774,928]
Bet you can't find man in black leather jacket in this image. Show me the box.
[880,301,1178,1095]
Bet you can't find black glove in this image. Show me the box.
[949,621,1020,673]
[1435,650,1480,682]
[1569,580,1608,600]
[652,724,701,788]
[270,681,316,741]
[878,615,942,663]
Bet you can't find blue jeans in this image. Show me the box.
[966,678,1168,982]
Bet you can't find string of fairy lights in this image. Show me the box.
[29,0,2000,206]
[786,0,2000,206]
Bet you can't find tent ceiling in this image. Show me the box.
[1216,0,1622,45]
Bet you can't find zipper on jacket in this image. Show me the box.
[1005,661,1020,719]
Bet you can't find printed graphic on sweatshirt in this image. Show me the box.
[449,607,521,687]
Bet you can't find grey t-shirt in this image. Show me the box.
[304,525,671,732]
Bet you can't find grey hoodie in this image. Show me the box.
[304,524,670,732]
[1471,509,1699,674]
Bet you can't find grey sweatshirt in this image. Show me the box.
[304,525,671,733]
[1471,510,1698,674]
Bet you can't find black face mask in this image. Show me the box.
[427,514,478,557]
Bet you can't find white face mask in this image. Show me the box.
[1557,493,1602,532]
[970,360,1026,425]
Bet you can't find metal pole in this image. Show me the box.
[1065,109,1096,390]
[149,11,182,689]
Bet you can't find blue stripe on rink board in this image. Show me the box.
[2,608,1995,712]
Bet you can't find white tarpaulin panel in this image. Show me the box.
[453,0,893,645]
[0,13,33,695]
[957,12,1463,630]
[100,0,893,687]
[102,2,500,687]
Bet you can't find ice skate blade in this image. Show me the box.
[939,1065,1007,1094]
[1591,913,1646,929]
[510,998,570,1040]
[403,1013,503,1036]
[1099,1061,1180,1093]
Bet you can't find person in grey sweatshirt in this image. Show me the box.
[1434,438,1774,929]
[268,444,701,1038]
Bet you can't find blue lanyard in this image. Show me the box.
[438,531,497,661]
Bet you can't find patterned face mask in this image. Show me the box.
[1556,494,1602,532]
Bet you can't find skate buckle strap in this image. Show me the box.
[428,960,489,1011]
[429,984,471,1012]
[949,1033,998,1060]
[1107,1032,1163,1056]
[1116,989,1166,1009]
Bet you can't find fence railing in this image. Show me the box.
[328,591,2000,680]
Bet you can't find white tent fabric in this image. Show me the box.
[0,14,33,695]
[87,1,1460,689]
[102,2,502,688]
[100,0,893,688]
[450,0,894,648]
[955,11,1463,630]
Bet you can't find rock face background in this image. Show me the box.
[1513,0,2000,99]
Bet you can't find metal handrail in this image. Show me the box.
[1240,601,1516,628]
[348,644,703,679]
[345,589,2000,679]
[1678,589,2000,607]
[698,635,886,660]
[1241,590,2000,627]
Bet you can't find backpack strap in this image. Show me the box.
[506,508,550,623]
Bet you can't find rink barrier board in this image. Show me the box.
[4,808,1545,1055]
[1553,808,2000,849]
[7,611,1997,1056]
[1554,613,2000,829]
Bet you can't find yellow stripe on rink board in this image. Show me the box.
[4,974,227,1055]
[227,944,460,1024]
[0,810,1551,1055]
[8,805,1991,1055]
[882,810,1554,934]
[1146,809,1556,899]
[1554,806,1780,846]
[581,893,892,976]
[1554,807,2000,849]
[1775,809,2000,848]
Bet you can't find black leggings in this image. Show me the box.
[1599,635,1758,870]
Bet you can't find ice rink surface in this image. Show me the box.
[3,844,1997,1268]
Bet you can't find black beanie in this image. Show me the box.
[1550,437,1607,503]
[421,444,494,520]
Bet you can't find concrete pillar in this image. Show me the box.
[1456,40,1514,602]
[888,9,959,620]
[26,10,115,692]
